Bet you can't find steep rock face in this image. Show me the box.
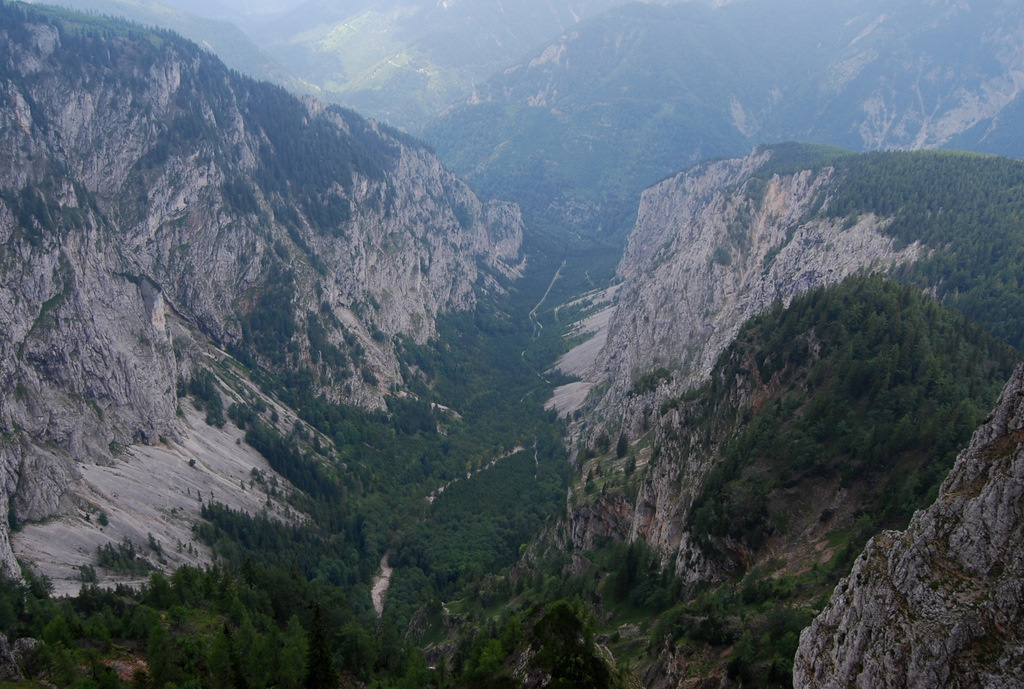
[817,0,1024,154]
[0,7,522,577]
[580,149,920,434]
[558,148,922,565]
[562,340,766,588]
[794,363,1024,688]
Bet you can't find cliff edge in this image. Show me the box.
[794,363,1024,687]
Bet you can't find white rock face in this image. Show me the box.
[0,13,523,580]
[794,363,1024,688]
[579,149,921,434]
[13,402,300,596]
[554,149,929,588]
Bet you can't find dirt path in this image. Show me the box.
[371,551,392,618]
[528,260,565,338]
[425,445,527,504]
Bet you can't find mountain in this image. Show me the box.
[426,1,765,236]
[5,2,1024,688]
[514,144,1024,683]
[426,0,1024,238]
[59,0,686,132]
[25,0,303,89]
[557,146,1024,429]
[795,362,1024,687]
[0,2,523,590]
[45,0,1024,246]
[559,145,916,426]
[537,275,1017,685]
[245,0,675,132]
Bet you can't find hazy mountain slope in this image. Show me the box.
[250,0,671,131]
[426,1,771,237]
[777,0,1024,154]
[25,0,301,89]
[35,0,690,130]
[795,362,1024,687]
[0,3,522,584]
[426,0,1024,238]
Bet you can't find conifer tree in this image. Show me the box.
[305,603,336,689]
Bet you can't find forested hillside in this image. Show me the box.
[505,276,1019,687]
[516,144,1024,686]
[0,5,573,684]
[823,151,1024,347]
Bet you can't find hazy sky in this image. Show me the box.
[219,0,308,13]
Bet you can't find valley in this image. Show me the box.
[1,1,1024,688]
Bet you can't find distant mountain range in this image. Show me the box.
[427,0,1024,237]
[42,0,685,131]
[45,0,1024,245]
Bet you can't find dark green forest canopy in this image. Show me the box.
[686,274,1019,550]
[824,150,1024,347]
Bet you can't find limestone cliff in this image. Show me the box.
[0,5,522,579]
[571,149,920,435]
[794,363,1024,688]
[545,147,1024,684]
[555,148,924,569]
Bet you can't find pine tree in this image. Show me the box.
[615,432,629,459]
[305,603,336,689]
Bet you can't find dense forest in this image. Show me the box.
[492,275,1020,687]
[828,151,1024,348]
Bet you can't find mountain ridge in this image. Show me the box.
[533,272,1020,685]
[556,146,924,430]
[0,2,522,587]
[427,0,1024,239]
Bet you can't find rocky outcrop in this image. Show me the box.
[794,363,1024,688]
[0,6,522,578]
[0,635,23,682]
[578,149,921,436]
[0,635,41,682]
[556,148,926,571]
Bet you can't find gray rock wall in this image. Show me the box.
[794,364,1024,688]
[556,149,929,585]
[582,150,921,438]
[0,13,522,577]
